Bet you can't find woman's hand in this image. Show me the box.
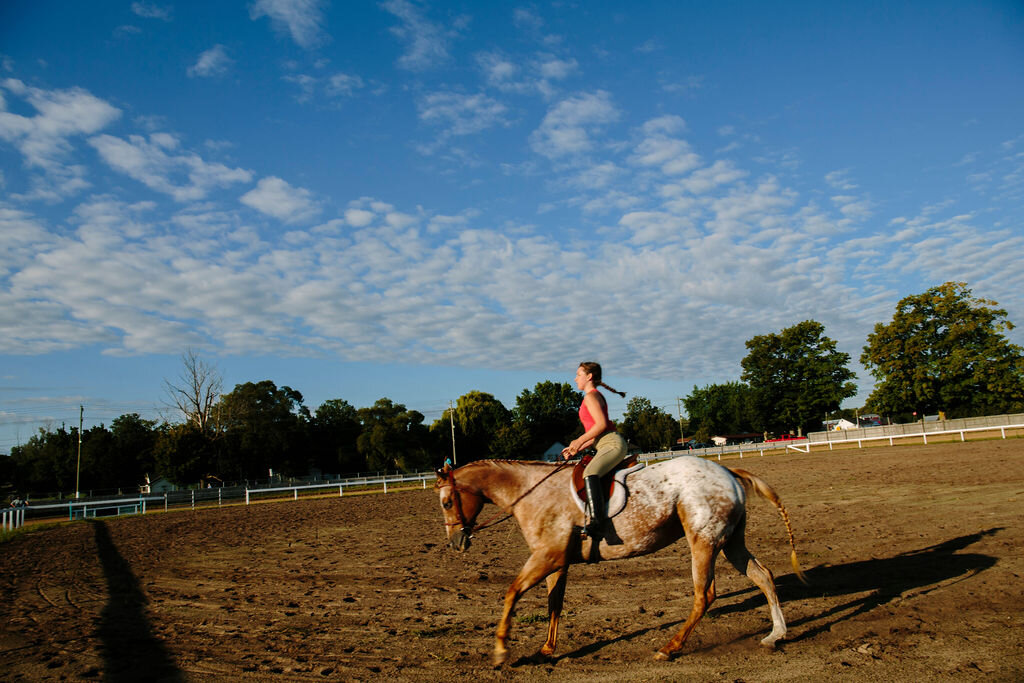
[563,435,589,458]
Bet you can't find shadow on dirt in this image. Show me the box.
[91,520,183,682]
[715,527,1002,641]
[534,528,1001,664]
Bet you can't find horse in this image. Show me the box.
[435,455,807,666]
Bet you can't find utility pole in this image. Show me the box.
[676,398,686,444]
[448,400,457,465]
[75,405,83,499]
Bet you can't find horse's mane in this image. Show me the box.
[463,459,565,469]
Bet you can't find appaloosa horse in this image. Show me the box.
[435,456,806,665]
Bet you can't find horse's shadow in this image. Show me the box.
[524,528,1001,665]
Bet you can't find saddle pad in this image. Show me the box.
[570,461,646,519]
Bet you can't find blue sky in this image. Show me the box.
[2,1,1023,454]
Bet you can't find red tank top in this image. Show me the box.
[579,389,616,434]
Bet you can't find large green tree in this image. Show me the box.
[153,423,212,485]
[683,382,759,442]
[8,425,77,494]
[356,398,433,472]
[8,416,160,494]
[861,282,1024,419]
[107,414,159,489]
[741,320,857,435]
[488,422,533,460]
[431,391,511,464]
[511,381,581,456]
[310,399,364,474]
[619,397,680,452]
[217,381,310,479]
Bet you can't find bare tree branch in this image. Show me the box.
[163,348,223,432]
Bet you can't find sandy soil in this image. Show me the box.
[1,439,1022,681]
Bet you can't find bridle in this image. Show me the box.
[437,471,489,539]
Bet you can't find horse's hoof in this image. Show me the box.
[493,649,508,668]
[653,650,672,662]
[759,635,782,649]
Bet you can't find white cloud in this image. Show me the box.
[568,161,622,190]
[0,205,52,277]
[89,133,253,201]
[513,8,544,32]
[0,79,121,169]
[282,73,318,102]
[284,71,365,102]
[831,194,873,221]
[382,0,452,71]
[619,211,695,245]
[249,0,328,49]
[477,51,577,97]
[0,80,121,199]
[630,116,701,176]
[538,57,578,81]
[477,52,519,88]
[825,169,858,190]
[326,72,364,97]
[188,45,233,78]
[131,2,172,20]
[662,75,704,94]
[240,176,321,223]
[344,208,375,227]
[530,91,619,160]
[417,92,508,137]
[4,176,1022,391]
[660,160,747,196]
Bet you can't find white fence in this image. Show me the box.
[14,471,439,525]
[638,439,797,463]
[790,415,1024,452]
[2,507,25,531]
[244,472,433,504]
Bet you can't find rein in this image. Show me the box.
[442,461,573,536]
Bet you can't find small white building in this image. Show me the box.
[140,474,176,494]
[824,418,858,431]
[541,442,566,462]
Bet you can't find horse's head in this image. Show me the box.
[435,466,484,552]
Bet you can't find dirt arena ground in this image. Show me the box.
[1,438,1022,682]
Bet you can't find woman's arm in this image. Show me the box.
[562,392,608,457]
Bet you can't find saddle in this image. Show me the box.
[570,454,645,519]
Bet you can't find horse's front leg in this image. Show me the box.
[539,566,568,659]
[494,551,559,667]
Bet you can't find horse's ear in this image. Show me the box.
[436,465,450,479]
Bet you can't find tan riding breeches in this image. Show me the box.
[583,432,627,477]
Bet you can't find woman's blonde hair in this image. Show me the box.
[579,361,626,398]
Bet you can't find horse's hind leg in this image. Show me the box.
[723,518,787,647]
[654,533,718,661]
[539,566,568,658]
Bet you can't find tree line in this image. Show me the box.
[3,281,1022,497]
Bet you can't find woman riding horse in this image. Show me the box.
[561,361,627,538]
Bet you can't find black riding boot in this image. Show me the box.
[583,475,605,538]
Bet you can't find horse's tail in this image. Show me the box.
[727,467,809,585]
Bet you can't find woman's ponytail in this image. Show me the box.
[600,381,626,399]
